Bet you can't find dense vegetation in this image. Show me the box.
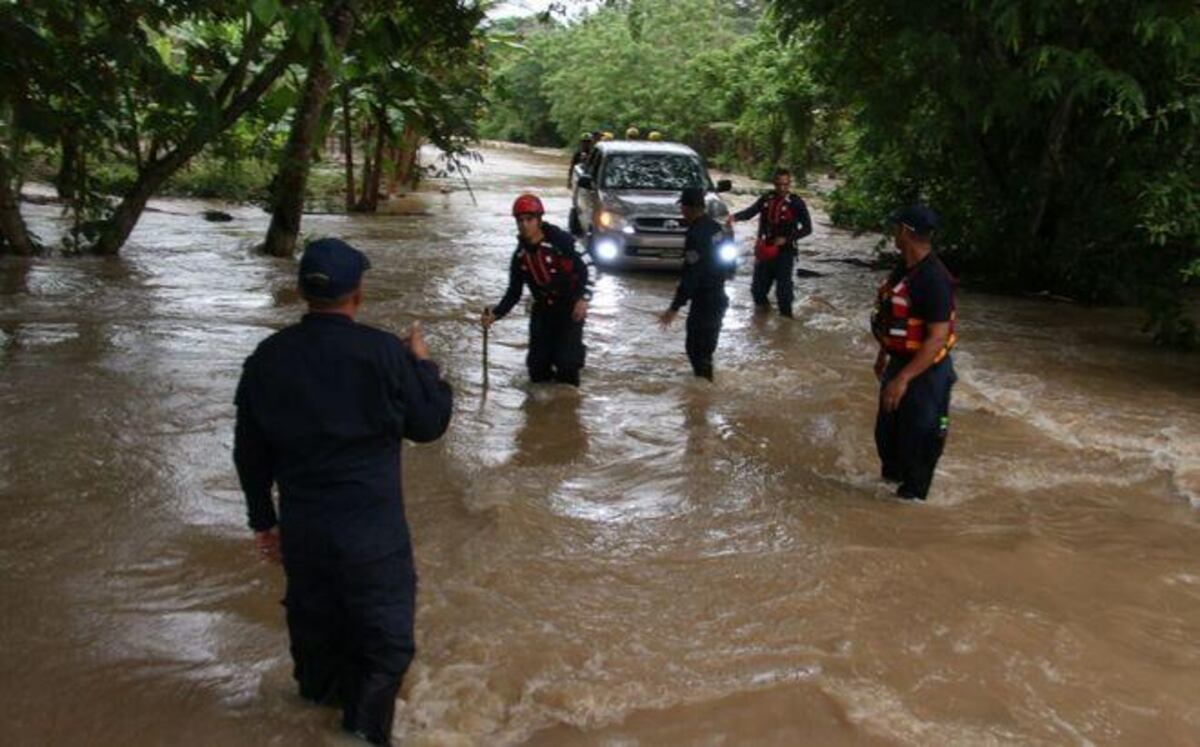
[772,0,1200,346]
[482,0,1198,346]
[479,0,823,179]
[0,0,487,257]
[1,0,1196,344]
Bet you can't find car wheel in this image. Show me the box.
[569,208,583,236]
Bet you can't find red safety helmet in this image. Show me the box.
[512,193,544,218]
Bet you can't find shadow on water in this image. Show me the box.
[512,388,589,467]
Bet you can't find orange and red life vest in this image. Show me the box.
[872,264,958,362]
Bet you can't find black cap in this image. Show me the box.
[299,238,371,299]
[679,187,707,208]
[888,205,941,234]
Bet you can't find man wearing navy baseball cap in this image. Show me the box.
[870,206,958,500]
[234,237,453,745]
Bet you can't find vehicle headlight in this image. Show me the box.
[718,240,739,264]
[596,210,625,231]
[595,238,620,262]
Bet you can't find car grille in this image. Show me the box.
[625,245,683,259]
[632,216,687,233]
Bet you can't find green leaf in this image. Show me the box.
[250,0,281,27]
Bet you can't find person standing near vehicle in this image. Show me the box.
[482,193,592,386]
[659,187,735,380]
[732,167,813,318]
[568,132,594,187]
[871,205,958,501]
[234,238,453,746]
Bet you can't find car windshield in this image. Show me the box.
[600,153,709,190]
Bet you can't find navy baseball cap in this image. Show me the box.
[888,205,941,234]
[679,186,707,208]
[298,238,371,299]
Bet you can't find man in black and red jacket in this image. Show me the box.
[482,193,592,385]
[732,167,813,318]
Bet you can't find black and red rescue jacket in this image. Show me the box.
[492,223,592,319]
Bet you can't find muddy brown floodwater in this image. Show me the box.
[1,144,1198,746]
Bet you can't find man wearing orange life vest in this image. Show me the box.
[871,205,958,501]
[732,168,812,318]
[482,193,592,386]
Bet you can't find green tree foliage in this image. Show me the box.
[773,0,1200,346]
[0,1,488,257]
[477,18,561,146]
[332,1,489,215]
[0,1,298,254]
[479,0,820,178]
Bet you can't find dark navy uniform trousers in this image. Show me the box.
[235,313,452,745]
[875,355,956,500]
[528,304,585,385]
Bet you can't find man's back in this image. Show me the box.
[235,312,452,561]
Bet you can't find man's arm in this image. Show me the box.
[669,231,704,312]
[569,238,592,300]
[881,271,953,411]
[790,197,813,242]
[395,339,453,444]
[233,368,277,532]
[732,195,765,222]
[881,322,950,412]
[490,251,524,321]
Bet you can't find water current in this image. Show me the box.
[1,144,1198,746]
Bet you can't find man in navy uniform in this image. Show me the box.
[871,205,958,501]
[234,238,453,745]
[482,193,592,386]
[732,167,813,317]
[659,187,736,380]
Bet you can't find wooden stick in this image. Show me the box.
[482,311,490,388]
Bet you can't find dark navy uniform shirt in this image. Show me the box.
[234,313,453,562]
[493,223,592,319]
[670,215,732,311]
[886,253,955,326]
[733,192,813,252]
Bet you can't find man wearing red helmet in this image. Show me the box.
[481,193,592,385]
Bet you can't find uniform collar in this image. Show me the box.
[302,311,357,325]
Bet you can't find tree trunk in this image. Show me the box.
[363,107,387,212]
[56,132,80,202]
[341,87,355,211]
[390,120,422,193]
[263,3,356,257]
[1027,88,1078,248]
[93,40,297,255]
[355,119,374,211]
[387,146,401,197]
[0,152,35,255]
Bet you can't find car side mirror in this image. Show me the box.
[578,175,594,190]
[716,179,732,193]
